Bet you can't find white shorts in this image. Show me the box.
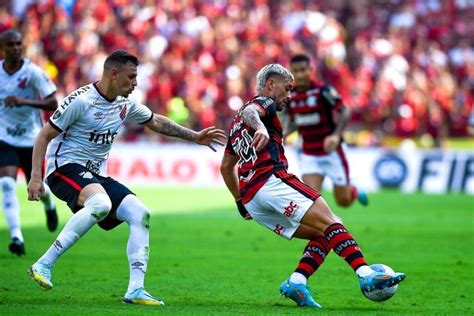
[244,173,319,240]
[299,143,350,186]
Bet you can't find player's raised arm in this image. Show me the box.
[241,104,269,151]
[143,113,226,151]
[28,123,60,201]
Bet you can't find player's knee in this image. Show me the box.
[0,177,17,193]
[84,193,112,221]
[133,205,151,228]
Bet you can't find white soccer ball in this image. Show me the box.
[362,264,399,302]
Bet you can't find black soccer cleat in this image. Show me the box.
[45,208,58,232]
[9,237,25,256]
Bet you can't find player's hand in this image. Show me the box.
[4,96,25,107]
[323,134,340,153]
[236,199,252,220]
[252,128,269,152]
[194,126,227,152]
[27,178,45,201]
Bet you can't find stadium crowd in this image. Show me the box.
[1,0,473,146]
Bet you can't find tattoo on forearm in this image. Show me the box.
[242,108,265,131]
[159,119,194,141]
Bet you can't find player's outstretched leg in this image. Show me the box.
[28,193,111,290]
[41,184,58,232]
[280,236,329,307]
[117,195,164,306]
[28,262,53,290]
[323,223,405,291]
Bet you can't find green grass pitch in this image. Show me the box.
[0,186,472,315]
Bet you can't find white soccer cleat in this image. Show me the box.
[123,287,164,306]
[28,262,53,290]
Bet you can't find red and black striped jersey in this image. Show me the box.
[225,96,289,203]
[287,81,343,156]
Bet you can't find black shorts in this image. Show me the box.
[47,163,134,231]
[0,140,34,183]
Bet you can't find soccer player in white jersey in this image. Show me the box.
[26,50,226,306]
[0,29,58,256]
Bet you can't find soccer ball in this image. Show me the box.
[362,264,399,302]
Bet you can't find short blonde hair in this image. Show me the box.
[256,64,294,93]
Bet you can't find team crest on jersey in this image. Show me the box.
[119,104,127,120]
[17,77,27,89]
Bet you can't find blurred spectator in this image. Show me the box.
[1,0,472,147]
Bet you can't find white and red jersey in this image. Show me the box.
[46,83,153,177]
[287,81,343,156]
[225,96,292,204]
[0,59,56,147]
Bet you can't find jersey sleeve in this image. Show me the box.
[31,64,57,98]
[224,137,236,155]
[253,97,277,118]
[126,98,154,124]
[49,98,85,132]
[321,85,343,108]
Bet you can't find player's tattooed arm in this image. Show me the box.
[148,114,196,140]
[145,114,226,151]
[241,104,269,151]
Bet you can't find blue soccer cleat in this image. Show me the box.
[279,279,321,308]
[359,271,406,292]
[123,287,164,306]
[28,262,53,290]
[357,188,369,206]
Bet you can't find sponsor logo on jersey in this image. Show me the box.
[294,113,320,126]
[94,112,103,119]
[6,124,26,137]
[59,85,91,110]
[17,77,27,89]
[85,160,102,174]
[79,171,93,179]
[89,129,118,144]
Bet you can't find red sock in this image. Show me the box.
[350,185,357,202]
[324,223,367,271]
[295,236,330,278]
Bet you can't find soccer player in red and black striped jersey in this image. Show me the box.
[284,54,368,208]
[220,64,405,308]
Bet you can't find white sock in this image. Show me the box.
[1,177,23,242]
[38,193,111,266]
[356,265,374,277]
[289,272,307,285]
[41,184,56,211]
[116,195,150,293]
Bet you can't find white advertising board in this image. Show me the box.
[106,144,474,194]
